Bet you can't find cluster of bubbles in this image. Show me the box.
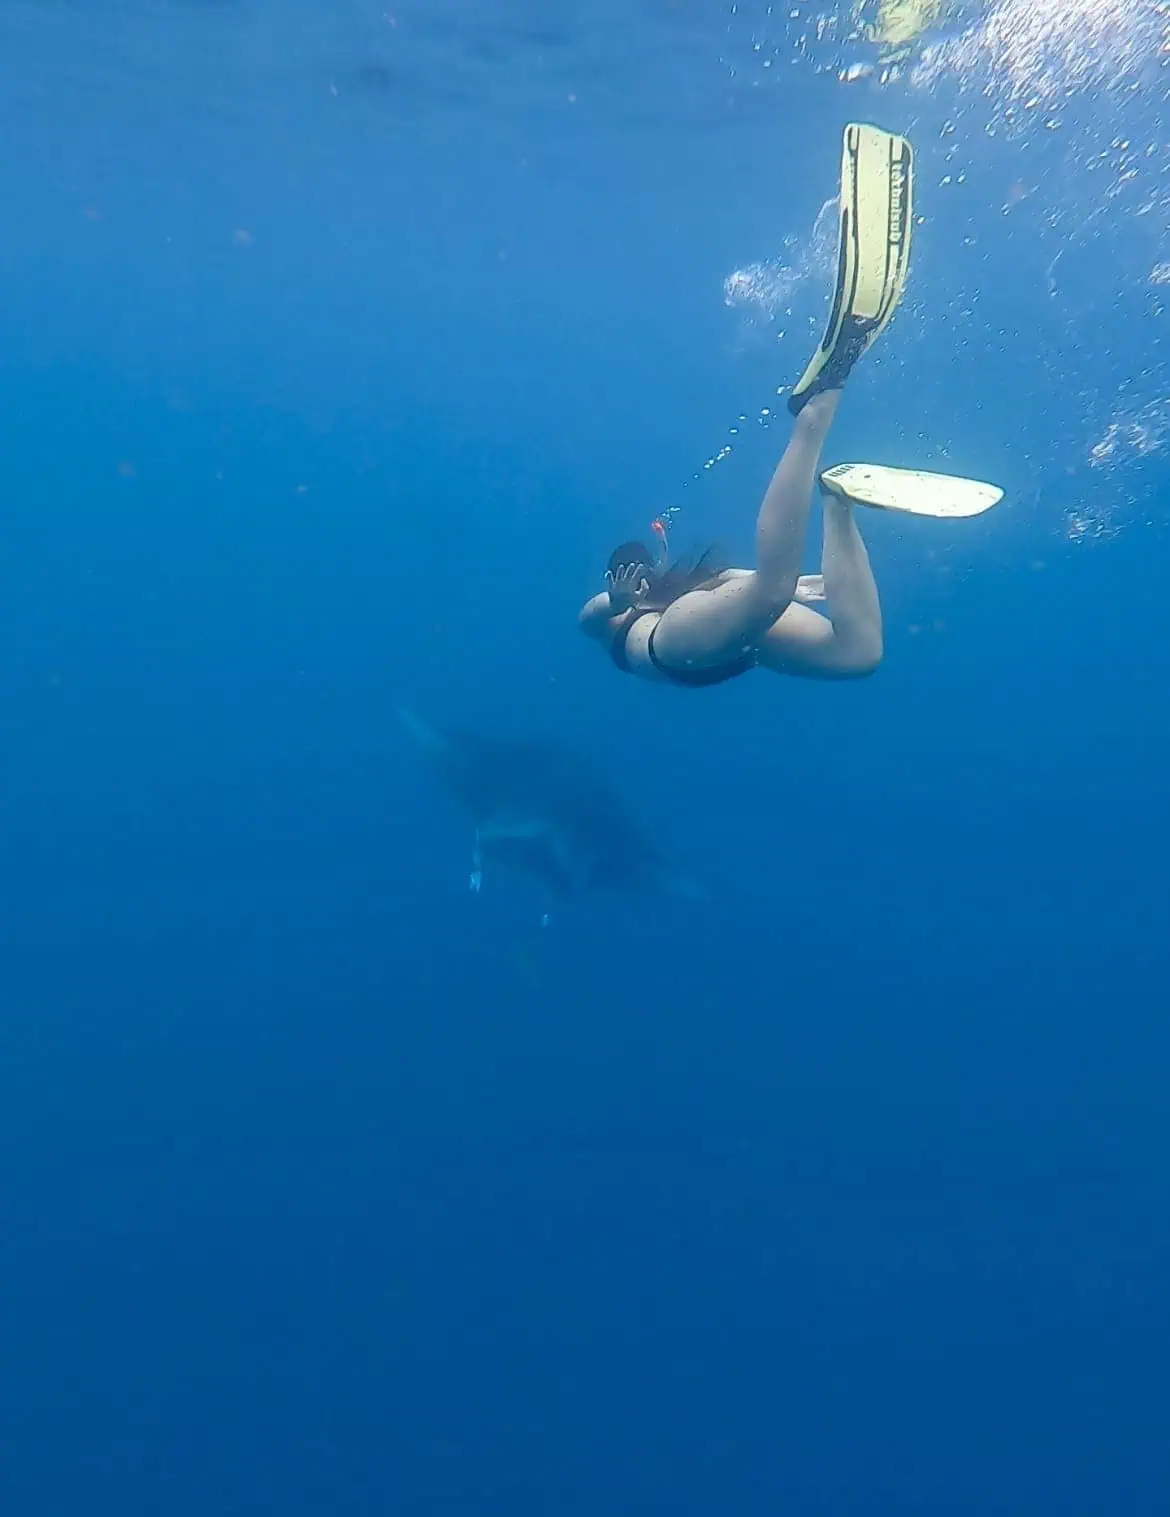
[1061,396,1170,541]
[722,255,802,321]
[717,0,947,85]
[720,0,1170,122]
[682,199,839,488]
[1060,388,1170,543]
[722,198,837,321]
[718,2,862,82]
[1064,509,1122,544]
[1088,397,1170,470]
[691,410,773,481]
[911,0,1170,106]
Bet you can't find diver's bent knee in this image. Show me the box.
[839,641,883,678]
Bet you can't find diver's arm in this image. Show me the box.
[578,592,629,642]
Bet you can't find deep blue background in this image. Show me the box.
[0,3,1167,1513]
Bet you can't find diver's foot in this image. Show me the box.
[789,337,866,416]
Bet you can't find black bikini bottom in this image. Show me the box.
[611,611,757,688]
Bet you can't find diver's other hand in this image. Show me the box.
[605,561,650,614]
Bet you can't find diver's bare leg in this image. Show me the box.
[752,389,841,618]
[820,493,881,665]
[755,488,882,676]
[649,389,842,666]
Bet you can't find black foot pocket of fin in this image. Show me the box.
[787,122,914,417]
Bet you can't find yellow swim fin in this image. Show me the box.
[788,122,914,416]
[819,463,1004,519]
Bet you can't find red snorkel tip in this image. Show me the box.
[650,516,669,568]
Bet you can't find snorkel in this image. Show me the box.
[605,510,674,591]
[650,515,670,569]
[602,508,685,614]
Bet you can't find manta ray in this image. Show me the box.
[399,709,701,899]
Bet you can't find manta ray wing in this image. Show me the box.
[478,829,581,895]
[401,710,699,898]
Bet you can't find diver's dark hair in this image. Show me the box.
[607,541,654,578]
[637,545,728,611]
[606,538,728,610]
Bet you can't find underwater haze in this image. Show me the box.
[1,1,1168,1512]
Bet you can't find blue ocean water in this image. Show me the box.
[0,2,1167,1512]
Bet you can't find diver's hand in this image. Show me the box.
[605,561,650,615]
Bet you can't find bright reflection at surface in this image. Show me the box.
[914,0,1170,103]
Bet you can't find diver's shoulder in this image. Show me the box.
[578,591,613,634]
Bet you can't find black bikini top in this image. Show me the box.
[609,609,756,689]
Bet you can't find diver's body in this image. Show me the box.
[580,123,913,691]
[579,391,883,684]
